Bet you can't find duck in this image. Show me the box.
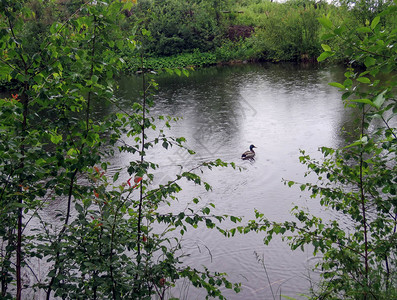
[241,144,257,160]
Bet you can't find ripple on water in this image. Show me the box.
[77,63,350,299]
[179,230,314,299]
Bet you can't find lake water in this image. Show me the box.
[99,62,353,299]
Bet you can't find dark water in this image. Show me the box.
[95,62,354,299]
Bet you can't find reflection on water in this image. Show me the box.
[99,62,354,299]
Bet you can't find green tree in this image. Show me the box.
[141,0,223,56]
[0,0,240,299]
[232,0,325,61]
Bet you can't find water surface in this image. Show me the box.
[105,62,352,299]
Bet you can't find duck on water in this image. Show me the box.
[241,144,257,160]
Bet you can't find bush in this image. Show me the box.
[0,1,241,299]
[232,0,325,61]
[141,0,224,56]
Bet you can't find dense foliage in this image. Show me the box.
[135,0,223,56]
[2,0,395,76]
[0,0,241,299]
[121,0,328,66]
[114,0,397,68]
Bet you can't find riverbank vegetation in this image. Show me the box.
[122,0,328,70]
[122,0,396,70]
[1,0,395,79]
[1,0,396,299]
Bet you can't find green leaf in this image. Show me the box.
[202,207,210,214]
[328,82,345,89]
[343,78,353,88]
[344,136,368,149]
[50,22,61,34]
[141,28,150,37]
[357,77,371,84]
[317,17,333,29]
[371,16,380,29]
[113,171,119,182]
[50,133,62,144]
[372,90,387,109]
[350,98,374,106]
[356,27,371,33]
[344,71,354,78]
[67,148,77,156]
[75,203,83,214]
[364,57,376,67]
[321,44,332,52]
[317,51,334,62]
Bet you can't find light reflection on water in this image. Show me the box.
[97,62,353,299]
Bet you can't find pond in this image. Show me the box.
[100,62,353,299]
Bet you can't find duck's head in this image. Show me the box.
[250,144,257,150]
